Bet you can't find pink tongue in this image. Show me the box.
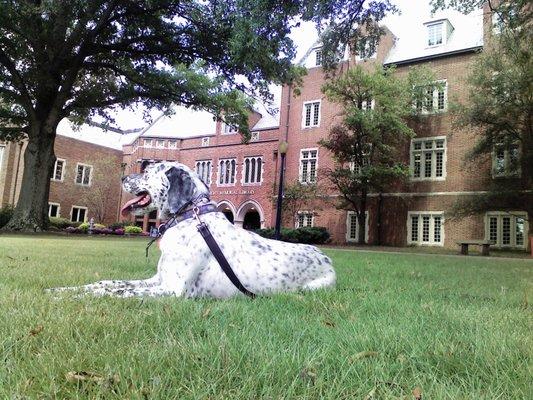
[120,195,146,216]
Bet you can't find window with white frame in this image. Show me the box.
[243,156,263,185]
[427,22,444,46]
[75,163,92,186]
[48,203,60,218]
[408,212,444,246]
[315,48,323,66]
[493,144,520,177]
[360,98,374,111]
[346,211,369,243]
[222,115,238,134]
[486,212,528,249]
[143,139,153,147]
[195,160,212,184]
[201,137,210,147]
[52,158,65,181]
[302,101,321,128]
[410,137,446,180]
[296,212,314,228]
[156,139,165,148]
[168,140,177,149]
[0,144,5,171]
[218,158,237,185]
[71,206,87,223]
[415,81,447,113]
[251,131,260,141]
[299,149,318,183]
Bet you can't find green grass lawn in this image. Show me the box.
[0,235,531,399]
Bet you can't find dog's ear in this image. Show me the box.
[165,166,195,214]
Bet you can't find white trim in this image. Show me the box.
[168,140,177,149]
[236,200,265,228]
[299,148,318,184]
[217,157,237,187]
[301,100,321,128]
[51,158,66,182]
[407,211,445,246]
[241,156,264,186]
[201,137,210,147]
[346,211,369,243]
[74,163,93,186]
[484,211,528,249]
[296,211,314,228]
[410,136,447,181]
[155,139,165,148]
[195,159,212,185]
[48,202,61,218]
[0,144,4,172]
[142,138,153,148]
[70,205,88,223]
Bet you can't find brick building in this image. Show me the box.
[1,5,529,250]
[0,135,123,224]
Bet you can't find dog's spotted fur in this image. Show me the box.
[54,162,336,298]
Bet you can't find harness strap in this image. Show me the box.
[196,222,256,299]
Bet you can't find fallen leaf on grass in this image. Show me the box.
[66,371,104,383]
[412,386,422,399]
[29,325,43,337]
[350,351,379,362]
[299,367,317,383]
[323,319,335,327]
[202,307,211,318]
[363,387,376,400]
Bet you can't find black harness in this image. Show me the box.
[146,201,256,298]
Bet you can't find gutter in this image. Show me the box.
[384,46,483,67]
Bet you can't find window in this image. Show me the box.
[0,145,5,171]
[346,211,369,243]
[201,137,210,147]
[75,163,92,186]
[243,156,263,185]
[218,158,237,186]
[195,160,212,184]
[410,137,446,180]
[486,212,528,249]
[71,206,87,223]
[427,22,443,46]
[48,203,60,218]
[315,48,323,66]
[251,131,260,141]
[168,140,177,149]
[143,139,153,148]
[415,81,447,113]
[493,144,520,177]
[299,149,318,183]
[296,212,314,228]
[222,116,238,134]
[360,98,374,111]
[408,212,444,246]
[52,158,65,181]
[302,101,321,128]
[156,139,165,148]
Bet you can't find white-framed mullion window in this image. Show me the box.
[296,211,314,228]
[143,139,153,148]
[410,137,446,181]
[492,144,521,177]
[51,158,66,181]
[242,156,263,185]
[299,148,318,184]
[415,80,447,113]
[407,211,444,246]
[195,160,212,184]
[427,22,444,47]
[346,211,369,243]
[75,163,92,186]
[302,100,321,128]
[217,158,237,186]
[48,202,60,218]
[71,206,88,223]
[485,211,528,249]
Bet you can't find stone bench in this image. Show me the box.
[457,240,491,256]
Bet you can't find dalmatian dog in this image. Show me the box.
[54,162,336,298]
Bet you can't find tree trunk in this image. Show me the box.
[357,190,368,245]
[3,127,56,232]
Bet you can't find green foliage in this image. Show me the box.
[48,217,73,230]
[278,180,324,226]
[78,222,106,232]
[0,206,14,229]
[107,221,129,231]
[124,226,143,234]
[255,227,330,244]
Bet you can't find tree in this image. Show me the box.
[319,65,437,244]
[79,156,123,223]
[435,0,533,237]
[278,180,324,227]
[0,0,398,231]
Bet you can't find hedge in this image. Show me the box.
[255,227,330,244]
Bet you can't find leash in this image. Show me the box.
[144,201,256,298]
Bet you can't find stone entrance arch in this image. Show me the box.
[216,201,236,224]
[236,200,264,230]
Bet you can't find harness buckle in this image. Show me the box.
[193,206,201,222]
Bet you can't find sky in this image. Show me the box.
[57,0,481,150]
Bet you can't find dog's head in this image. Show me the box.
[121,162,209,218]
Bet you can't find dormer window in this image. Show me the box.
[315,48,323,67]
[427,22,443,46]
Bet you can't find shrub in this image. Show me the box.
[78,222,106,232]
[0,205,14,229]
[124,226,143,234]
[114,228,125,236]
[108,221,129,231]
[48,217,72,229]
[65,226,81,234]
[255,227,330,244]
